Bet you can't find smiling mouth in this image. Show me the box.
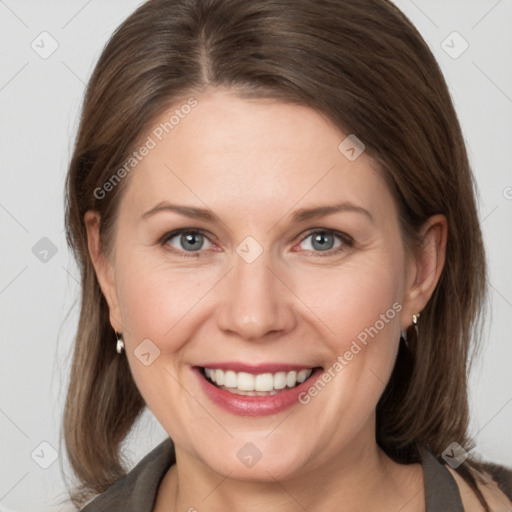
[199,367,320,396]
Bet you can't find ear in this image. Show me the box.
[84,210,123,333]
[400,214,448,331]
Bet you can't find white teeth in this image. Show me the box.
[205,367,313,392]
[224,370,237,388]
[255,373,274,392]
[215,369,225,386]
[297,369,309,383]
[273,372,287,390]
[224,388,280,396]
[237,372,255,391]
[286,371,297,388]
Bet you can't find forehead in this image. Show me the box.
[119,89,396,227]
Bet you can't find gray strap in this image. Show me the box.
[421,447,465,512]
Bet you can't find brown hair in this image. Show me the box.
[63,0,493,508]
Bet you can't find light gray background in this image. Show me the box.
[1,1,511,510]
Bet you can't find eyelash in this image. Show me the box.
[159,228,354,258]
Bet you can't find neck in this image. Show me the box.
[156,428,424,512]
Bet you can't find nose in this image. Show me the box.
[215,248,297,342]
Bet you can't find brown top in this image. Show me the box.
[81,437,512,511]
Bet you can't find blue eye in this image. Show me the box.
[297,230,352,255]
[162,230,213,255]
[160,228,352,258]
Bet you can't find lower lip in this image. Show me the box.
[193,367,324,416]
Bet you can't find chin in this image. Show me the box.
[192,438,314,483]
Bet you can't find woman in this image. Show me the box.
[62,0,512,510]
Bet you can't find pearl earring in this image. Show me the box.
[401,313,421,345]
[412,313,420,337]
[116,332,125,354]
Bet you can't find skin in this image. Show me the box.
[85,88,449,511]
[447,467,512,511]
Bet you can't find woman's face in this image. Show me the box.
[88,88,439,481]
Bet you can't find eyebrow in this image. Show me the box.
[141,201,374,224]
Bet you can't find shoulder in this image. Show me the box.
[80,437,175,511]
[446,462,512,512]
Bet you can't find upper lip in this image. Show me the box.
[195,362,320,374]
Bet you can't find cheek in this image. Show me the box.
[292,258,404,433]
[113,256,204,417]
[114,252,214,349]
[294,255,404,352]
